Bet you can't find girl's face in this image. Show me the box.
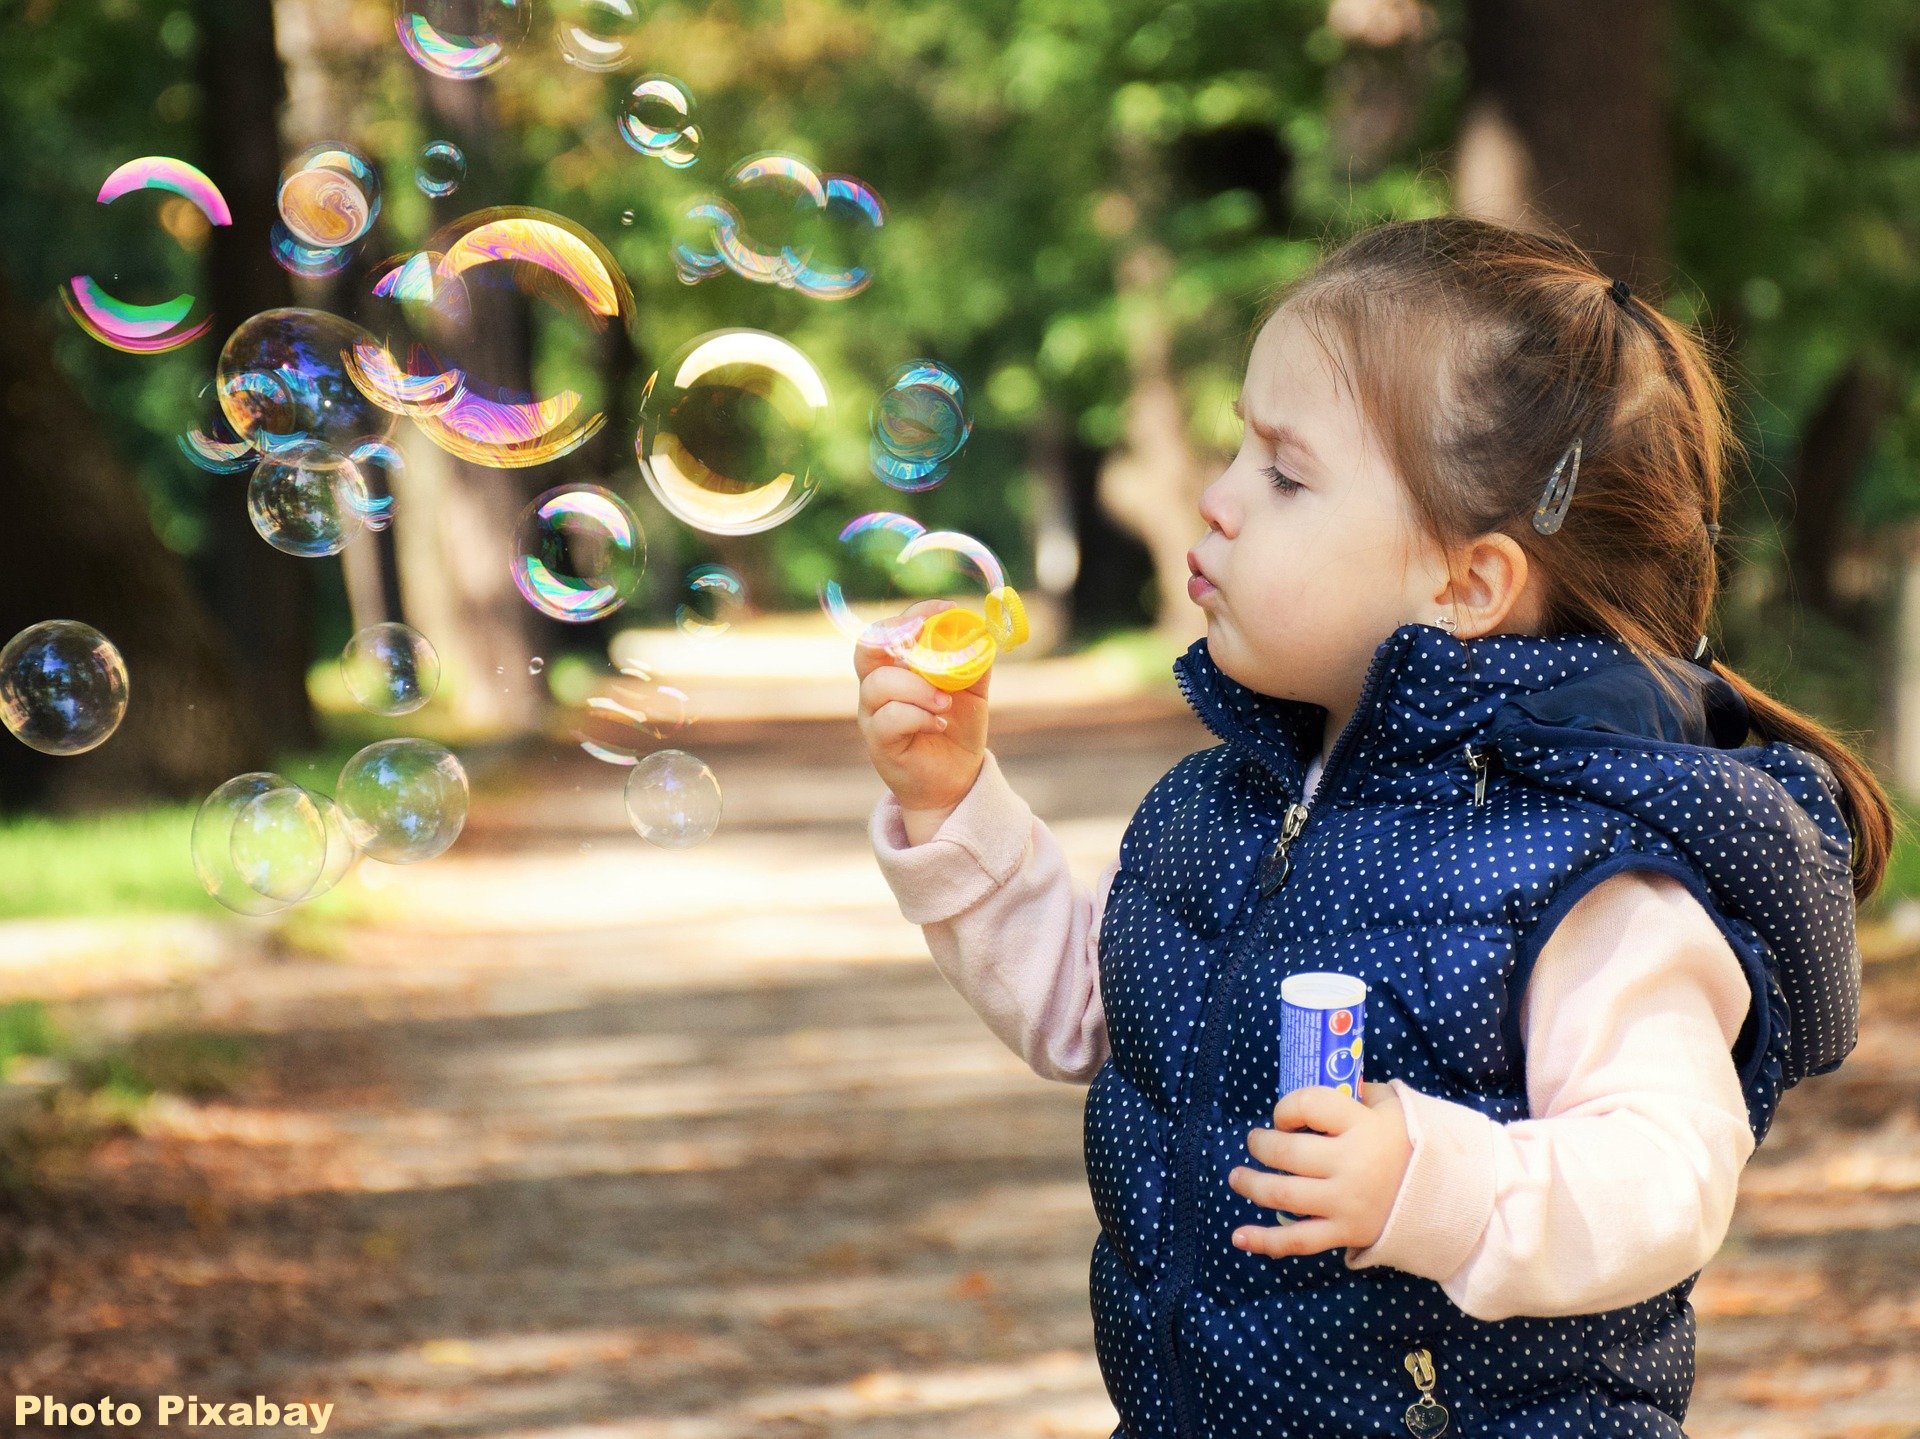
[1188,307,1454,728]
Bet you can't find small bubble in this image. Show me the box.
[529,656,546,675]
[621,209,636,226]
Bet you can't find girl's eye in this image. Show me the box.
[1264,466,1302,496]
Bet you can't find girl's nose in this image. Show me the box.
[1198,476,1235,536]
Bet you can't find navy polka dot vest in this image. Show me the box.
[1088,623,1860,1437]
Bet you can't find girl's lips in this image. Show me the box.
[1187,573,1218,604]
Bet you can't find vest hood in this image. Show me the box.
[1172,622,1860,1085]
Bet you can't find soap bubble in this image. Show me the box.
[675,564,745,639]
[277,144,381,250]
[218,307,395,455]
[229,784,328,902]
[341,623,440,715]
[395,0,531,80]
[60,157,231,354]
[818,510,927,642]
[269,220,356,280]
[416,140,467,199]
[791,175,885,300]
[715,153,825,285]
[624,748,721,848]
[298,791,361,901]
[247,441,372,557]
[871,361,970,490]
[510,485,646,622]
[178,381,255,474]
[558,0,643,70]
[345,439,403,531]
[669,198,732,284]
[576,660,691,765]
[620,77,700,167]
[351,209,634,468]
[636,329,829,536]
[528,656,545,675]
[0,621,130,756]
[195,774,303,914]
[337,738,469,863]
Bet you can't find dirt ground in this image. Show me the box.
[2,705,1917,1437]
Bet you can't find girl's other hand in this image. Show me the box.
[1226,1081,1413,1257]
[855,599,991,840]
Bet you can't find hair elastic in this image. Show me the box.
[1607,277,1632,306]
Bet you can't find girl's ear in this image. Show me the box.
[1435,533,1540,639]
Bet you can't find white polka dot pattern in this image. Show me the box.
[1083,622,1861,1437]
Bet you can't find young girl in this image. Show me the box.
[854,215,1890,1438]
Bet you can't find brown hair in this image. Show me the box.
[1265,214,1894,902]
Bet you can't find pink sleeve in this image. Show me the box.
[1344,869,1757,1321]
[870,749,1114,1084]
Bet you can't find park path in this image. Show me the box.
[2,701,1918,1437]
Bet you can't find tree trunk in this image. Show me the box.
[1785,357,1896,623]
[1457,0,1671,288]
[0,273,262,811]
[193,0,318,748]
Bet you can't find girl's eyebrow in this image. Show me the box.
[1231,397,1326,476]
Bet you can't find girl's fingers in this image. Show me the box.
[860,662,952,719]
[1227,1165,1332,1218]
[1245,1126,1338,1178]
[867,698,948,744]
[1271,1085,1363,1136]
[1232,1218,1344,1259]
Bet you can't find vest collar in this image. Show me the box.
[1171,622,1752,804]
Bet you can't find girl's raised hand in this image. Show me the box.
[854,600,991,833]
[1225,1081,1413,1257]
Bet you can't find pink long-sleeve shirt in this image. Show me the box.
[871,748,1758,1322]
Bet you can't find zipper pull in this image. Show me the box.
[1463,744,1490,807]
[1256,803,1309,897]
[1402,1347,1451,1436]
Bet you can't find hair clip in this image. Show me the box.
[1689,633,1715,668]
[1532,438,1582,535]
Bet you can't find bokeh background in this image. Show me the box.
[3,0,1919,1434]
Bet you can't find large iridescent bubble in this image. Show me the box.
[620,77,701,168]
[0,621,130,756]
[217,308,395,456]
[636,329,828,536]
[346,209,634,469]
[395,0,531,80]
[60,157,231,354]
[510,485,646,623]
[337,738,469,863]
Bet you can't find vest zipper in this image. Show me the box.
[1256,803,1310,896]
[1464,743,1490,807]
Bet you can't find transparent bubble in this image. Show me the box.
[247,441,372,557]
[178,381,255,474]
[301,792,362,901]
[416,140,467,199]
[395,0,531,80]
[341,623,441,715]
[624,748,721,848]
[715,153,824,285]
[218,307,395,455]
[277,144,381,250]
[229,784,327,902]
[510,485,645,623]
[791,175,886,300]
[636,329,829,536]
[60,158,230,355]
[0,621,130,756]
[871,361,970,490]
[576,661,690,764]
[619,77,699,166]
[345,439,403,531]
[621,209,636,226]
[675,564,745,639]
[817,511,926,641]
[669,198,732,284]
[528,656,545,675]
[194,774,301,915]
[336,738,469,863]
[558,0,643,70]
[349,209,634,469]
